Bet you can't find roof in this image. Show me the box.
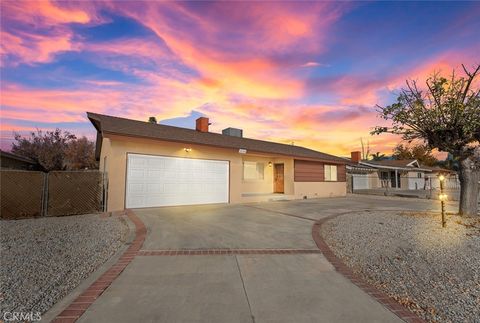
[87,112,346,164]
[359,159,432,172]
[0,150,37,164]
[339,157,376,170]
[421,165,456,173]
[362,159,417,168]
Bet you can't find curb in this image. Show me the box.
[52,209,146,323]
[311,214,426,323]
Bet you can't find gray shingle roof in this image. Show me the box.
[87,112,346,163]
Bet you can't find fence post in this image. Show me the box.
[42,172,49,216]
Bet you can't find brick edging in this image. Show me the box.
[52,209,146,323]
[311,214,426,323]
[138,248,321,256]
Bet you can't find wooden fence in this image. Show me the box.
[1,170,103,219]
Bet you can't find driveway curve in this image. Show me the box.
[68,196,434,323]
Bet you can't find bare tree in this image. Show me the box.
[11,130,98,171]
[360,138,370,160]
[372,65,480,216]
[12,129,76,171]
[65,136,98,170]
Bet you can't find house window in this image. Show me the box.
[243,161,264,180]
[324,165,337,181]
[417,172,422,178]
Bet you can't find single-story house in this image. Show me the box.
[347,151,454,190]
[0,150,39,170]
[88,112,347,211]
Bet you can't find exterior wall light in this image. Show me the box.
[268,162,272,167]
[184,148,192,153]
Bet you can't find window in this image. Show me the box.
[417,172,422,178]
[324,165,337,181]
[243,161,264,180]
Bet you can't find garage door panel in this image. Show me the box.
[353,174,369,190]
[126,154,229,208]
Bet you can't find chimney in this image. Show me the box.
[351,151,361,163]
[196,117,210,132]
[222,127,243,138]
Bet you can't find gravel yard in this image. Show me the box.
[321,211,480,323]
[0,214,129,316]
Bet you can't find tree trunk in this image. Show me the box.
[458,157,480,216]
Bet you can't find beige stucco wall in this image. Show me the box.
[241,155,274,194]
[293,182,346,199]
[101,134,346,211]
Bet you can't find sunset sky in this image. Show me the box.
[1,1,479,157]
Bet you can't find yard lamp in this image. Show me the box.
[439,174,446,227]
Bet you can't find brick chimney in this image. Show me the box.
[351,151,361,163]
[196,117,210,132]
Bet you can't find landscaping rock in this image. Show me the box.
[321,211,480,323]
[0,214,129,316]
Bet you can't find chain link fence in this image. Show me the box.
[1,170,104,219]
[1,170,45,219]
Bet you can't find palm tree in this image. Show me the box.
[371,152,386,161]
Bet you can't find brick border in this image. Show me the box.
[52,209,146,323]
[311,214,426,323]
[138,248,321,256]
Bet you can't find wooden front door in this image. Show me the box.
[274,164,284,193]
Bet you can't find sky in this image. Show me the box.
[1,1,479,157]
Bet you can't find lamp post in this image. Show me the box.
[439,174,447,228]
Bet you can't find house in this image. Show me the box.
[87,112,347,211]
[347,151,453,190]
[0,150,39,170]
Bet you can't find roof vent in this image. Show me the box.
[222,127,243,138]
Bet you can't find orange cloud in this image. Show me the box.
[113,1,346,100]
[1,0,92,26]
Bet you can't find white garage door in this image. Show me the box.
[126,154,229,208]
[352,174,369,190]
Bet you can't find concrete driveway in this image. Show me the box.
[75,195,455,323]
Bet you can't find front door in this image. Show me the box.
[274,164,284,193]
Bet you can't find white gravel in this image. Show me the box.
[0,214,129,317]
[321,211,480,323]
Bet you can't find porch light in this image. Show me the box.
[184,148,192,153]
[439,174,445,181]
[268,162,272,167]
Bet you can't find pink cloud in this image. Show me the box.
[110,1,348,100]
[0,0,99,65]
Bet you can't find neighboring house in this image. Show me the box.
[422,166,459,189]
[347,151,454,190]
[0,150,39,170]
[88,112,347,211]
